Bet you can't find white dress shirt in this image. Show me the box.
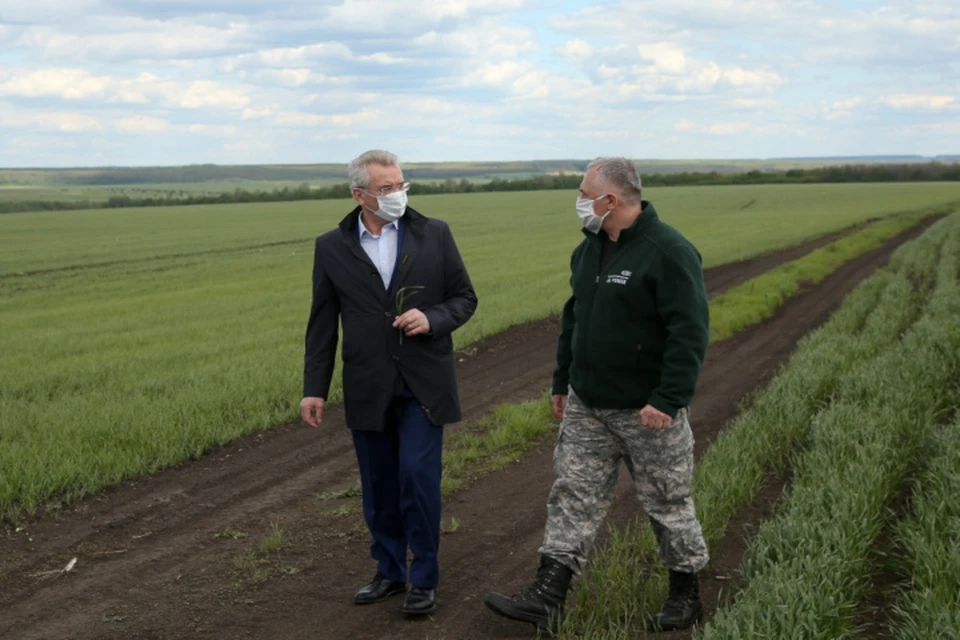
[358,215,400,290]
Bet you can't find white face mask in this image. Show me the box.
[576,195,611,234]
[373,189,408,222]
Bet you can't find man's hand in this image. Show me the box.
[393,309,431,337]
[551,394,567,421]
[300,397,325,428]
[639,404,672,429]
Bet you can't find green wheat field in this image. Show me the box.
[2,182,959,517]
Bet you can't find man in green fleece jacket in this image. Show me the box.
[485,157,710,633]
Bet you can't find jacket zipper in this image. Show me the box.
[584,238,630,390]
[584,239,622,386]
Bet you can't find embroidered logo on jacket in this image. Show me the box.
[606,270,632,286]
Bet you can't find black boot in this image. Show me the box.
[484,556,574,634]
[648,570,703,632]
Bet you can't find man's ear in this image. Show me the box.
[604,193,618,211]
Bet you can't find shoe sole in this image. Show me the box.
[484,596,556,633]
[354,588,406,605]
[647,610,704,632]
[401,604,437,616]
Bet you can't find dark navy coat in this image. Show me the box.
[303,206,477,431]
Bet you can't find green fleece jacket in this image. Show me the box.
[552,201,709,417]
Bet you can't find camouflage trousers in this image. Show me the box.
[539,389,709,575]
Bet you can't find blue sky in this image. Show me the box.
[0,0,957,167]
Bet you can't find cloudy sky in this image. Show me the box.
[1,0,958,167]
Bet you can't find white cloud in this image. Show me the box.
[879,94,955,110]
[115,115,168,133]
[258,69,315,87]
[824,97,864,121]
[223,140,274,152]
[274,108,382,128]
[241,107,275,120]
[178,81,250,109]
[556,39,594,61]
[412,23,538,60]
[705,121,752,135]
[832,98,863,111]
[0,69,112,100]
[552,0,960,70]
[721,66,781,89]
[0,24,15,44]
[0,0,958,165]
[187,124,238,136]
[638,43,688,75]
[225,42,354,70]
[0,68,252,111]
[15,21,253,62]
[672,118,753,135]
[733,98,777,108]
[608,57,782,102]
[312,132,362,142]
[1,1,101,22]
[464,61,531,87]
[326,0,529,29]
[0,110,103,133]
[404,98,458,115]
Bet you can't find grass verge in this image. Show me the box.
[708,208,940,342]
[441,396,556,494]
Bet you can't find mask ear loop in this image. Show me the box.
[598,193,613,212]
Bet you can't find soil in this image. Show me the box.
[0,217,939,640]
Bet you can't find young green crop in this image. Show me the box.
[1,185,959,519]
[700,214,960,639]
[889,423,960,640]
[708,209,936,342]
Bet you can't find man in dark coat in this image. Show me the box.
[300,149,477,616]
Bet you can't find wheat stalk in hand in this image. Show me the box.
[394,285,424,344]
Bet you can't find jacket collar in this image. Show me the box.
[358,215,399,240]
[340,205,427,237]
[338,205,427,297]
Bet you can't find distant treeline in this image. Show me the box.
[0,161,588,186]
[645,162,960,187]
[3,162,959,214]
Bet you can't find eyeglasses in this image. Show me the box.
[360,182,410,197]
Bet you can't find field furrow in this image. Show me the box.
[698,213,960,639]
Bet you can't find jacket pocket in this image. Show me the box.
[635,342,663,372]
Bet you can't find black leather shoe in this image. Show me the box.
[354,573,406,605]
[401,586,437,615]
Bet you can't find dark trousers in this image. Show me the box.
[350,392,444,589]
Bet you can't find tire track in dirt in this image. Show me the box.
[0,218,934,640]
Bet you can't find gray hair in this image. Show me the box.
[348,149,399,188]
[586,157,642,203]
